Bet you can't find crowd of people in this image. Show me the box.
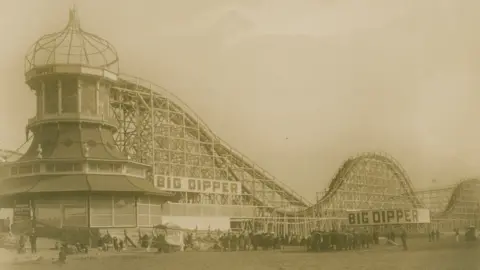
[132,226,438,253]
[6,224,476,264]
[97,234,125,252]
[138,228,397,253]
[216,232,305,251]
[138,230,308,252]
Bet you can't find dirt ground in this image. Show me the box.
[6,238,479,270]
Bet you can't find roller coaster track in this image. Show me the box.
[321,152,422,206]
[112,74,312,211]
[110,75,431,217]
[276,152,425,216]
[433,178,480,218]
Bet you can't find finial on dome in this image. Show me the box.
[68,5,81,30]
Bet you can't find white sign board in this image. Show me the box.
[155,175,241,195]
[346,209,430,226]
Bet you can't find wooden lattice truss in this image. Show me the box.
[309,152,424,220]
[109,74,311,215]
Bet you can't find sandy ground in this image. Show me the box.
[5,237,479,270]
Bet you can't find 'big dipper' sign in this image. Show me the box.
[155,175,241,195]
[347,209,430,226]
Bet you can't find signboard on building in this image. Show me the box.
[13,200,31,224]
[11,200,32,233]
[346,209,430,226]
[154,175,241,195]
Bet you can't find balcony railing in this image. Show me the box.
[28,113,118,127]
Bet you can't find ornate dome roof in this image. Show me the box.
[25,7,119,74]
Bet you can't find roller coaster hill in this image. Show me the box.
[0,9,479,237]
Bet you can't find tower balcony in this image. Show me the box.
[28,112,118,130]
[25,64,118,85]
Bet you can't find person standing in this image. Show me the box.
[455,228,460,242]
[400,227,408,251]
[113,237,119,252]
[29,229,37,254]
[239,232,245,251]
[55,243,67,264]
[18,234,26,254]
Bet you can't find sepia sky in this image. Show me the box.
[1,0,480,201]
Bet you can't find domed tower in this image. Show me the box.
[23,8,120,158]
[0,8,172,239]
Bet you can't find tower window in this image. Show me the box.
[44,80,58,114]
[61,77,78,113]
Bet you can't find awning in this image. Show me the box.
[0,175,173,196]
[30,175,89,192]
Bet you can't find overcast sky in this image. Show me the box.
[1,0,480,200]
